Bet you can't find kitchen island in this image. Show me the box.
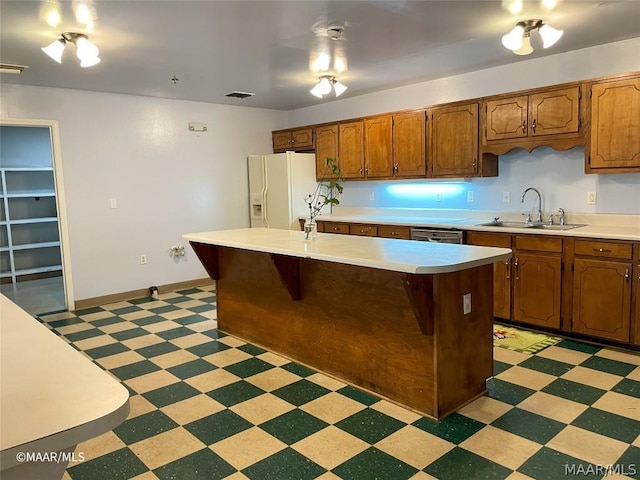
[183,228,511,419]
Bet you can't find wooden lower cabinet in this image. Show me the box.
[349,224,378,236]
[634,244,640,346]
[318,222,349,234]
[378,225,411,240]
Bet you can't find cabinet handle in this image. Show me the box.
[531,119,537,134]
[521,121,526,133]
[594,248,612,253]
[365,167,369,174]
[394,163,399,173]
[359,168,363,174]
[505,259,510,280]
[625,268,630,280]
[472,159,477,170]
[333,227,340,231]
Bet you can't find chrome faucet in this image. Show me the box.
[520,187,543,224]
[557,208,566,225]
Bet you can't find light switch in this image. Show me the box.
[110,198,117,209]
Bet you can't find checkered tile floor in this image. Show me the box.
[36,285,640,480]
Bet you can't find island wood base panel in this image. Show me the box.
[193,244,494,419]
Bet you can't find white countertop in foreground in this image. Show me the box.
[183,228,512,274]
[0,296,130,470]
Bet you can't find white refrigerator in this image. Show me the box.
[248,152,319,230]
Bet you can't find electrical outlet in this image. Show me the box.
[463,293,472,315]
[435,192,442,202]
[110,198,117,209]
[140,254,147,265]
[467,191,475,203]
[587,191,597,205]
[369,191,375,201]
[502,191,511,203]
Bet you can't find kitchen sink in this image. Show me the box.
[476,221,586,231]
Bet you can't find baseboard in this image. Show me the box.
[73,278,214,311]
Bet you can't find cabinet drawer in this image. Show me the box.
[322,222,349,234]
[349,224,378,236]
[514,235,562,253]
[466,232,511,248]
[574,240,633,259]
[378,226,411,240]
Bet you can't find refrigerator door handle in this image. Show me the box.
[261,157,269,227]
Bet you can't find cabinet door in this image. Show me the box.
[378,225,411,240]
[529,87,580,137]
[572,258,632,342]
[339,121,365,179]
[429,103,479,177]
[291,128,314,150]
[315,124,339,180]
[634,245,640,346]
[273,131,292,152]
[364,116,393,178]
[513,253,562,328]
[590,77,640,168]
[393,111,426,177]
[485,96,528,141]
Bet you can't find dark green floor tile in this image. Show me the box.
[113,410,178,444]
[128,297,156,305]
[413,412,485,444]
[243,447,326,480]
[571,407,640,443]
[185,409,252,445]
[486,378,536,405]
[153,448,235,480]
[272,380,331,407]
[424,447,511,480]
[491,407,565,444]
[135,341,180,358]
[143,381,200,408]
[224,357,275,378]
[613,378,640,399]
[110,305,142,315]
[202,329,225,339]
[336,408,405,444]
[333,447,417,480]
[186,340,230,357]
[67,447,148,480]
[132,314,166,326]
[518,446,600,480]
[541,378,606,405]
[281,362,316,378]
[110,360,161,381]
[337,385,380,406]
[157,326,195,340]
[176,287,204,295]
[207,380,265,406]
[64,328,105,342]
[163,296,193,304]
[84,342,130,359]
[73,306,105,316]
[580,356,636,377]
[47,317,82,329]
[196,295,217,304]
[174,314,208,326]
[149,305,180,314]
[188,304,217,314]
[556,339,601,355]
[493,360,511,376]
[259,409,329,444]
[519,355,574,377]
[110,327,150,341]
[90,316,124,327]
[615,446,640,479]
[238,343,267,356]
[167,358,217,379]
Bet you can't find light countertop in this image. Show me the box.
[0,295,130,470]
[183,228,512,274]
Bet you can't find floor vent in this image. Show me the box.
[225,91,255,99]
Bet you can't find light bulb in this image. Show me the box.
[501,25,524,51]
[310,82,324,98]
[41,39,66,63]
[76,37,99,61]
[539,23,563,48]
[318,77,332,95]
[513,35,533,55]
[80,56,101,68]
[333,80,347,97]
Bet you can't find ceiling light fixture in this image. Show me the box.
[41,32,101,67]
[502,19,563,55]
[310,75,347,99]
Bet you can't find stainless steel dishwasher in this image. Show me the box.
[410,227,465,244]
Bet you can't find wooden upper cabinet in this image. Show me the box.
[272,127,314,153]
[364,115,393,178]
[393,110,426,177]
[529,87,580,137]
[339,120,365,179]
[485,95,528,141]
[429,102,479,177]
[314,124,339,180]
[588,76,640,172]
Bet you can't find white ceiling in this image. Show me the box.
[1,1,639,111]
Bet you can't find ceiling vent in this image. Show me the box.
[225,91,255,99]
[0,63,28,74]
[327,25,345,40]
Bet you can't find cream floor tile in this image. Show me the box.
[171,299,206,309]
[120,310,155,321]
[61,473,72,480]
[100,301,134,310]
[96,350,145,370]
[316,473,343,480]
[99,322,138,334]
[138,300,170,310]
[221,473,249,480]
[202,309,217,320]
[257,351,290,367]
[306,373,347,391]
[300,392,366,424]
[161,394,225,425]
[128,394,157,419]
[375,425,454,469]
[142,320,181,334]
[560,366,623,391]
[628,366,640,382]
[506,472,536,480]
[129,427,204,470]
[187,292,216,300]
[125,370,180,394]
[42,311,76,321]
[203,348,252,367]
[634,433,640,447]
[409,473,438,480]
[371,400,422,424]
[292,426,369,470]
[78,311,116,322]
[169,333,212,349]
[57,322,93,335]
[74,431,125,462]
[73,334,117,351]
[246,368,301,392]
[217,336,247,348]
[150,349,199,369]
[495,365,556,391]
[210,427,286,471]
[535,346,592,365]
[592,391,640,421]
[121,334,164,350]
[546,425,629,466]
[187,320,218,332]
[596,348,640,366]
[157,292,182,300]
[185,368,240,393]
[457,396,513,424]
[158,309,194,321]
[493,347,530,365]
[230,393,295,424]
[460,425,542,470]
[130,472,160,480]
[517,391,588,424]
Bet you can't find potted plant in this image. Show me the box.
[303,157,343,240]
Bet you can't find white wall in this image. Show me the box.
[1,85,285,301]
[288,38,640,216]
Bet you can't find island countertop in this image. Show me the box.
[183,227,512,274]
